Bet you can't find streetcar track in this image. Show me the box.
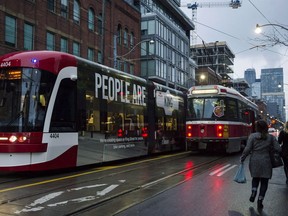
[63,155,226,216]
[0,152,226,215]
[0,153,190,205]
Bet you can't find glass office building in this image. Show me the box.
[140,0,196,91]
[261,68,285,122]
[244,68,256,97]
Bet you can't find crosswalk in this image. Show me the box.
[209,164,238,177]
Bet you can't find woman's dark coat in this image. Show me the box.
[240,132,281,179]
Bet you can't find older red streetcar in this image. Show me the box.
[186,85,259,153]
[0,51,186,171]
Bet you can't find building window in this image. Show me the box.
[97,13,103,35]
[123,62,128,72]
[117,24,122,45]
[88,8,95,31]
[88,48,94,61]
[46,32,55,50]
[73,0,80,24]
[73,41,80,56]
[24,23,34,50]
[60,37,68,53]
[130,64,134,75]
[5,15,16,47]
[141,21,148,36]
[47,0,55,12]
[130,32,134,48]
[61,0,68,18]
[124,28,128,47]
[97,51,102,63]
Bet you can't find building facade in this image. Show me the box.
[251,80,261,99]
[0,0,142,75]
[140,0,195,91]
[261,68,285,122]
[190,41,235,86]
[1,0,196,90]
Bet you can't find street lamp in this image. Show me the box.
[278,83,288,88]
[113,36,154,68]
[200,74,206,85]
[255,23,288,34]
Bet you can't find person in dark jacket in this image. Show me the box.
[240,120,281,210]
[277,121,288,184]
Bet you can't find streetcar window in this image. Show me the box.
[225,99,238,120]
[0,68,55,132]
[188,98,225,119]
[50,78,76,132]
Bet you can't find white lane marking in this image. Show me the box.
[69,184,107,191]
[29,191,64,206]
[209,164,238,177]
[15,191,64,214]
[209,164,231,176]
[97,184,119,196]
[48,196,96,207]
[216,164,237,176]
[15,182,122,214]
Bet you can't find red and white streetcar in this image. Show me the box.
[186,85,259,153]
[0,51,186,171]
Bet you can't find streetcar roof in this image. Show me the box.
[0,50,146,83]
[187,85,258,109]
[0,50,77,73]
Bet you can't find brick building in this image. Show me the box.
[0,0,141,75]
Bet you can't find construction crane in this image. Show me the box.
[182,0,242,45]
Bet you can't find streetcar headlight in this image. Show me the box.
[8,135,28,143]
[9,135,17,143]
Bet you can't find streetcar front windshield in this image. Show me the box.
[187,97,238,121]
[0,68,56,132]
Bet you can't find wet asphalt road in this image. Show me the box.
[0,151,286,216]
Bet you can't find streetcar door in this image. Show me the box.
[46,78,78,167]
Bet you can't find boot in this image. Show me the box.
[249,190,257,202]
[257,198,264,209]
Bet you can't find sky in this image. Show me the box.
[180,0,288,82]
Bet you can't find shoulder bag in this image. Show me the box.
[269,135,283,168]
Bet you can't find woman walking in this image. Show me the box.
[240,120,281,210]
[277,121,288,185]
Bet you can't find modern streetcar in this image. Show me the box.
[0,51,186,171]
[186,85,259,153]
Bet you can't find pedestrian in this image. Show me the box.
[277,121,288,185]
[240,119,281,210]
